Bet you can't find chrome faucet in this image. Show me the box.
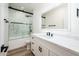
[46,32,53,37]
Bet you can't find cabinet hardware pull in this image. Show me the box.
[39,46,42,52]
[32,42,34,44]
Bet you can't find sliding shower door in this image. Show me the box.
[9,9,32,40]
[9,22,31,40]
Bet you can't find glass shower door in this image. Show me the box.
[9,22,31,40]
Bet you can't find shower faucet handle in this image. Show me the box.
[4,19,9,23]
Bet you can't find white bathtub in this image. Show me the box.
[8,37,31,50]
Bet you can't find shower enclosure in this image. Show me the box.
[0,3,32,55]
[6,7,33,50]
[8,8,32,40]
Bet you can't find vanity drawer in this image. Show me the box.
[37,43,49,56]
[31,40,39,56]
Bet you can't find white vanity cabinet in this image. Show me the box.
[31,37,49,56]
[48,44,79,56]
[49,50,58,56]
[31,36,79,56]
[31,39,38,56]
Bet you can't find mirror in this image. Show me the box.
[42,3,68,30]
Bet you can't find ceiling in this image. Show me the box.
[9,3,62,13]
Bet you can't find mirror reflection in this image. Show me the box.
[42,3,68,30]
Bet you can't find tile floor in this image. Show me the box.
[7,47,34,56]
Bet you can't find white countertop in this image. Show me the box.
[32,33,79,53]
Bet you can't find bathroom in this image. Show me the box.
[0,3,79,56]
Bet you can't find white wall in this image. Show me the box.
[32,9,42,33]
[0,4,8,56]
[0,3,8,47]
[43,4,67,29]
[69,3,79,34]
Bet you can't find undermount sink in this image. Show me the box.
[39,34,54,40]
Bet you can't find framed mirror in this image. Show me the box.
[41,3,68,31]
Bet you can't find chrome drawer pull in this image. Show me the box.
[39,46,42,52]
